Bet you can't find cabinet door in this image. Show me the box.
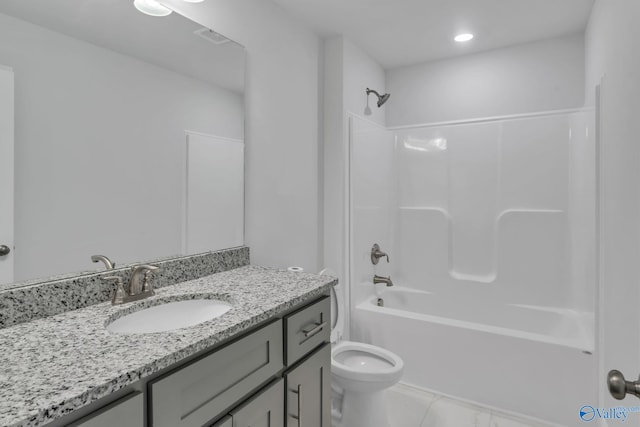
[285,344,331,427]
[69,392,143,427]
[230,379,284,427]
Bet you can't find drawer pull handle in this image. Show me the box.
[302,321,327,338]
[290,384,302,426]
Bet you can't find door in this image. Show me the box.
[0,65,13,285]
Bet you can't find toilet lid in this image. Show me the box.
[319,267,343,343]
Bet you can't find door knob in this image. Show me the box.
[608,370,640,400]
[0,245,10,256]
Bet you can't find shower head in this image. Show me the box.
[366,88,390,108]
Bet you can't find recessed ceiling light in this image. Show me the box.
[454,33,474,43]
[133,0,172,16]
[183,0,205,3]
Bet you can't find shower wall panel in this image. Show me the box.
[351,111,594,313]
[350,117,395,306]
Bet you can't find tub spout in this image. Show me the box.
[373,274,393,287]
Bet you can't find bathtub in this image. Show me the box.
[351,287,596,426]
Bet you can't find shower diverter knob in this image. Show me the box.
[608,370,640,400]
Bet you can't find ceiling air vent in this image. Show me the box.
[194,28,231,45]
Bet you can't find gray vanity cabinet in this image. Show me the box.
[45,294,331,427]
[285,344,331,427]
[68,392,143,427]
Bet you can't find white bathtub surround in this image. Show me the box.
[387,383,558,427]
[352,293,595,426]
[364,290,593,351]
[349,109,596,426]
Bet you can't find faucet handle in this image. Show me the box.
[371,243,390,265]
[129,264,160,296]
[103,275,126,305]
[142,269,158,293]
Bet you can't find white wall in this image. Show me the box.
[584,0,640,411]
[323,37,346,286]
[0,13,243,281]
[343,39,387,126]
[386,34,585,126]
[163,0,322,272]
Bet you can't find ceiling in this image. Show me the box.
[271,0,595,69]
[0,0,245,93]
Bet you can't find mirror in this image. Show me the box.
[0,0,245,288]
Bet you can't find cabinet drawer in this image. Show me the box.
[69,392,143,427]
[284,297,330,365]
[150,320,283,427]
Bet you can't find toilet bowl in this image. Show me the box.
[320,268,404,427]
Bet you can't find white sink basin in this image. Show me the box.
[106,299,232,334]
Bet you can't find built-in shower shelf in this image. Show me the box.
[496,208,565,220]
[395,206,567,284]
[398,206,564,218]
[449,270,496,284]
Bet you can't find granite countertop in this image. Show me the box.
[0,265,336,427]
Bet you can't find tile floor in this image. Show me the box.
[386,383,556,427]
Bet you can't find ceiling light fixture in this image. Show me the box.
[454,33,474,42]
[133,0,172,17]
[182,0,205,2]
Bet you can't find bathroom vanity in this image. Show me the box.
[0,260,335,427]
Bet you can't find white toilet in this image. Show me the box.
[320,269,404,427]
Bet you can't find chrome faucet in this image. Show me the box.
[91,254,115,270]
[129,264,160,296]
[102,264,160,305]
[373,274,393,287]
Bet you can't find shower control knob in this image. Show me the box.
[0,245,10,256]
[607,370,640,400]
[371,243,390,265]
